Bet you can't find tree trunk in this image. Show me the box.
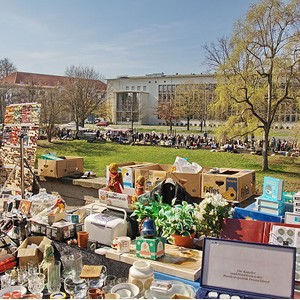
[262,126,270,171]
[169,121,173,132]
[187,118,190,131]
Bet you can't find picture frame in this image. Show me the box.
[18,199,32,216]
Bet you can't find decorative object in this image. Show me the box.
[111,236,131,253]
[28,273,45,298]
[77,231,89,248]
[128,260,154,297]
[194,193,232,238]
[136,236,165,260]
[157,200,200,246]
[39,244,55,276]
[140,218,156,237]
[18,200,32,216]
[106,163,124,193]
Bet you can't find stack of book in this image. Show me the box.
[257,176,285,216]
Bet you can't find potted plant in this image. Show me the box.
[157,199,200,248]
[194,192,232,238]
[130,195,171,234]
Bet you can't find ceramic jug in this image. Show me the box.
[128,260,154,296]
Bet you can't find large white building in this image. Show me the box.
[106,73,216,127]
[107,72,299,129]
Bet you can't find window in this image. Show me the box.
[137,86,141,91]
[131,86,135,90]
[143,86,147,91]
[126,86,129,90]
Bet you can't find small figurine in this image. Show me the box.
[107,163,124,193]
[39,244,55,276]
[135,176,145,197]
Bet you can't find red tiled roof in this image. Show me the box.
[0,72,106,90]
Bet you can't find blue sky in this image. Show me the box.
[0,0,261,80]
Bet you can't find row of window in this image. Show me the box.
[125,86,147,91]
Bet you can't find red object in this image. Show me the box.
[96,121,108,126]
[107,172,123,193]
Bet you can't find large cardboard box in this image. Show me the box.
[168,167,211,198]
[202,168,255,203]
[106,162,154,188]
[38,156,83,178]
[17,236,52,266]
[134,164,172,191]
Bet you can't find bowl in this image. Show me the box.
[111,283,140,299]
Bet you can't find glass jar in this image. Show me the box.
[29,188,57,215]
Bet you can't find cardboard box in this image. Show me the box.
[135,164,172,191]
[262,176,284,201]
[38,156,84,178]
[48,209,67,224]
[136,236,165,260]
[106,162,154,188]
[168,167,211,198]
[17,236,52,267]
[202,168,256,202]
[99,187,135,209]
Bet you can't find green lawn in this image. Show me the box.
[37,140,300,194]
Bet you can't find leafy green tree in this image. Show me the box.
[204,0,300,171]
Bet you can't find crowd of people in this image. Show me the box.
[53,127,300,157]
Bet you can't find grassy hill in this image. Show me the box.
[37,140,300,194]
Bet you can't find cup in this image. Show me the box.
[88,288,105,299]
[77,231,89,248]
[112,236,131,253]
[105,293,120,299]
[104,275,117,293]
[47,261,61,293]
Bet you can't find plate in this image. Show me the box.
[0,286,27,298]
[144,280,196,299]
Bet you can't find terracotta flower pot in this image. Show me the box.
[171,232,196,248]
[77,231,89,248]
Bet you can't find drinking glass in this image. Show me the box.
[28,273,45,298]
[1,273,11,289]
[64,276,88,299]
[88,265,107,289]
[61,253,82,281]
[104,275,117,293]
[47,261,61,293]
[17,267,27,286]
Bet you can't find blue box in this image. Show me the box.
[263,177,284,201]
[233,204,284,223]
[196,238,296,299]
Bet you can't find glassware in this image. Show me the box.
[61,253,82,281]
[88,265,107,289]
[1,273,11,289]
[64,277,88,299]
[17,266,27,286]
[47,261,61,293]
[29,188,57,215]
[28,273,45,298]
[104,275,117,293]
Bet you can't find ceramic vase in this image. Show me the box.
[128,260,154,296]
[172,232,196,248]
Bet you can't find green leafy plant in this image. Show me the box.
[158,199,200,243]
[130,194,171,233]
[194,193,232,238]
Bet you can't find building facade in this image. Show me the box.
[107,72,300,129]
[107,73,217,127]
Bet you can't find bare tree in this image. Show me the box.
[64,66,107,136]
[40,87,65,142]
[0,58,17,78]
[204,0,300,171]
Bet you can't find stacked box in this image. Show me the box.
[293,191,300,214]
[257,177,285,216]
